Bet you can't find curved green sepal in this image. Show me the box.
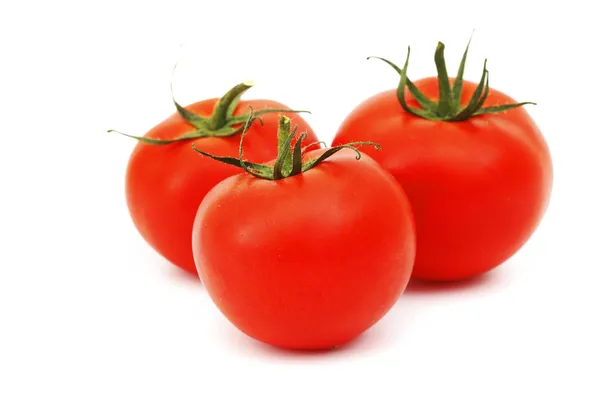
[301,140,327,154]
[191,145,270,174]
[452,31,473,107]
[433,42,454,115]
[453,60,488,121]
[302,141,381,173]
[171,88,208,130]
[291,132,308,176]
[473,102,537,116]
[367,56,436,110]
[107,129,208,145]
[473,69,490,112]
[396,47,442,120]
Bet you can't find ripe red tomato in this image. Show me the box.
[192,117,416,349]
[114,82,318,275]
[332,41,553,282]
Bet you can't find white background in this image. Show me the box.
[1,1,598,399]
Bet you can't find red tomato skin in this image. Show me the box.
[192,149,416,350]
[332,78,553,282]
[125,100,317,275]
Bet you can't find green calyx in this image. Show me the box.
[108,81,309,145]
[368,36,536,121]
[192,109,381,181]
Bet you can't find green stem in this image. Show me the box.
[208,81,254,130]
[272,118,295,180]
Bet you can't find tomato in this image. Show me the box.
[113,82,318,275]
[332,41,553,282]
[191,116,416,349]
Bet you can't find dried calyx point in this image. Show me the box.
[108,80,309,145]
[192,109,381,181]
[368,36,535,121]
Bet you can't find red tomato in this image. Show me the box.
[191,120,416,349]
[332,42,553,282]
[118,82,318,275]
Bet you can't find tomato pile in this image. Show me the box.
[111,38,552,350]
